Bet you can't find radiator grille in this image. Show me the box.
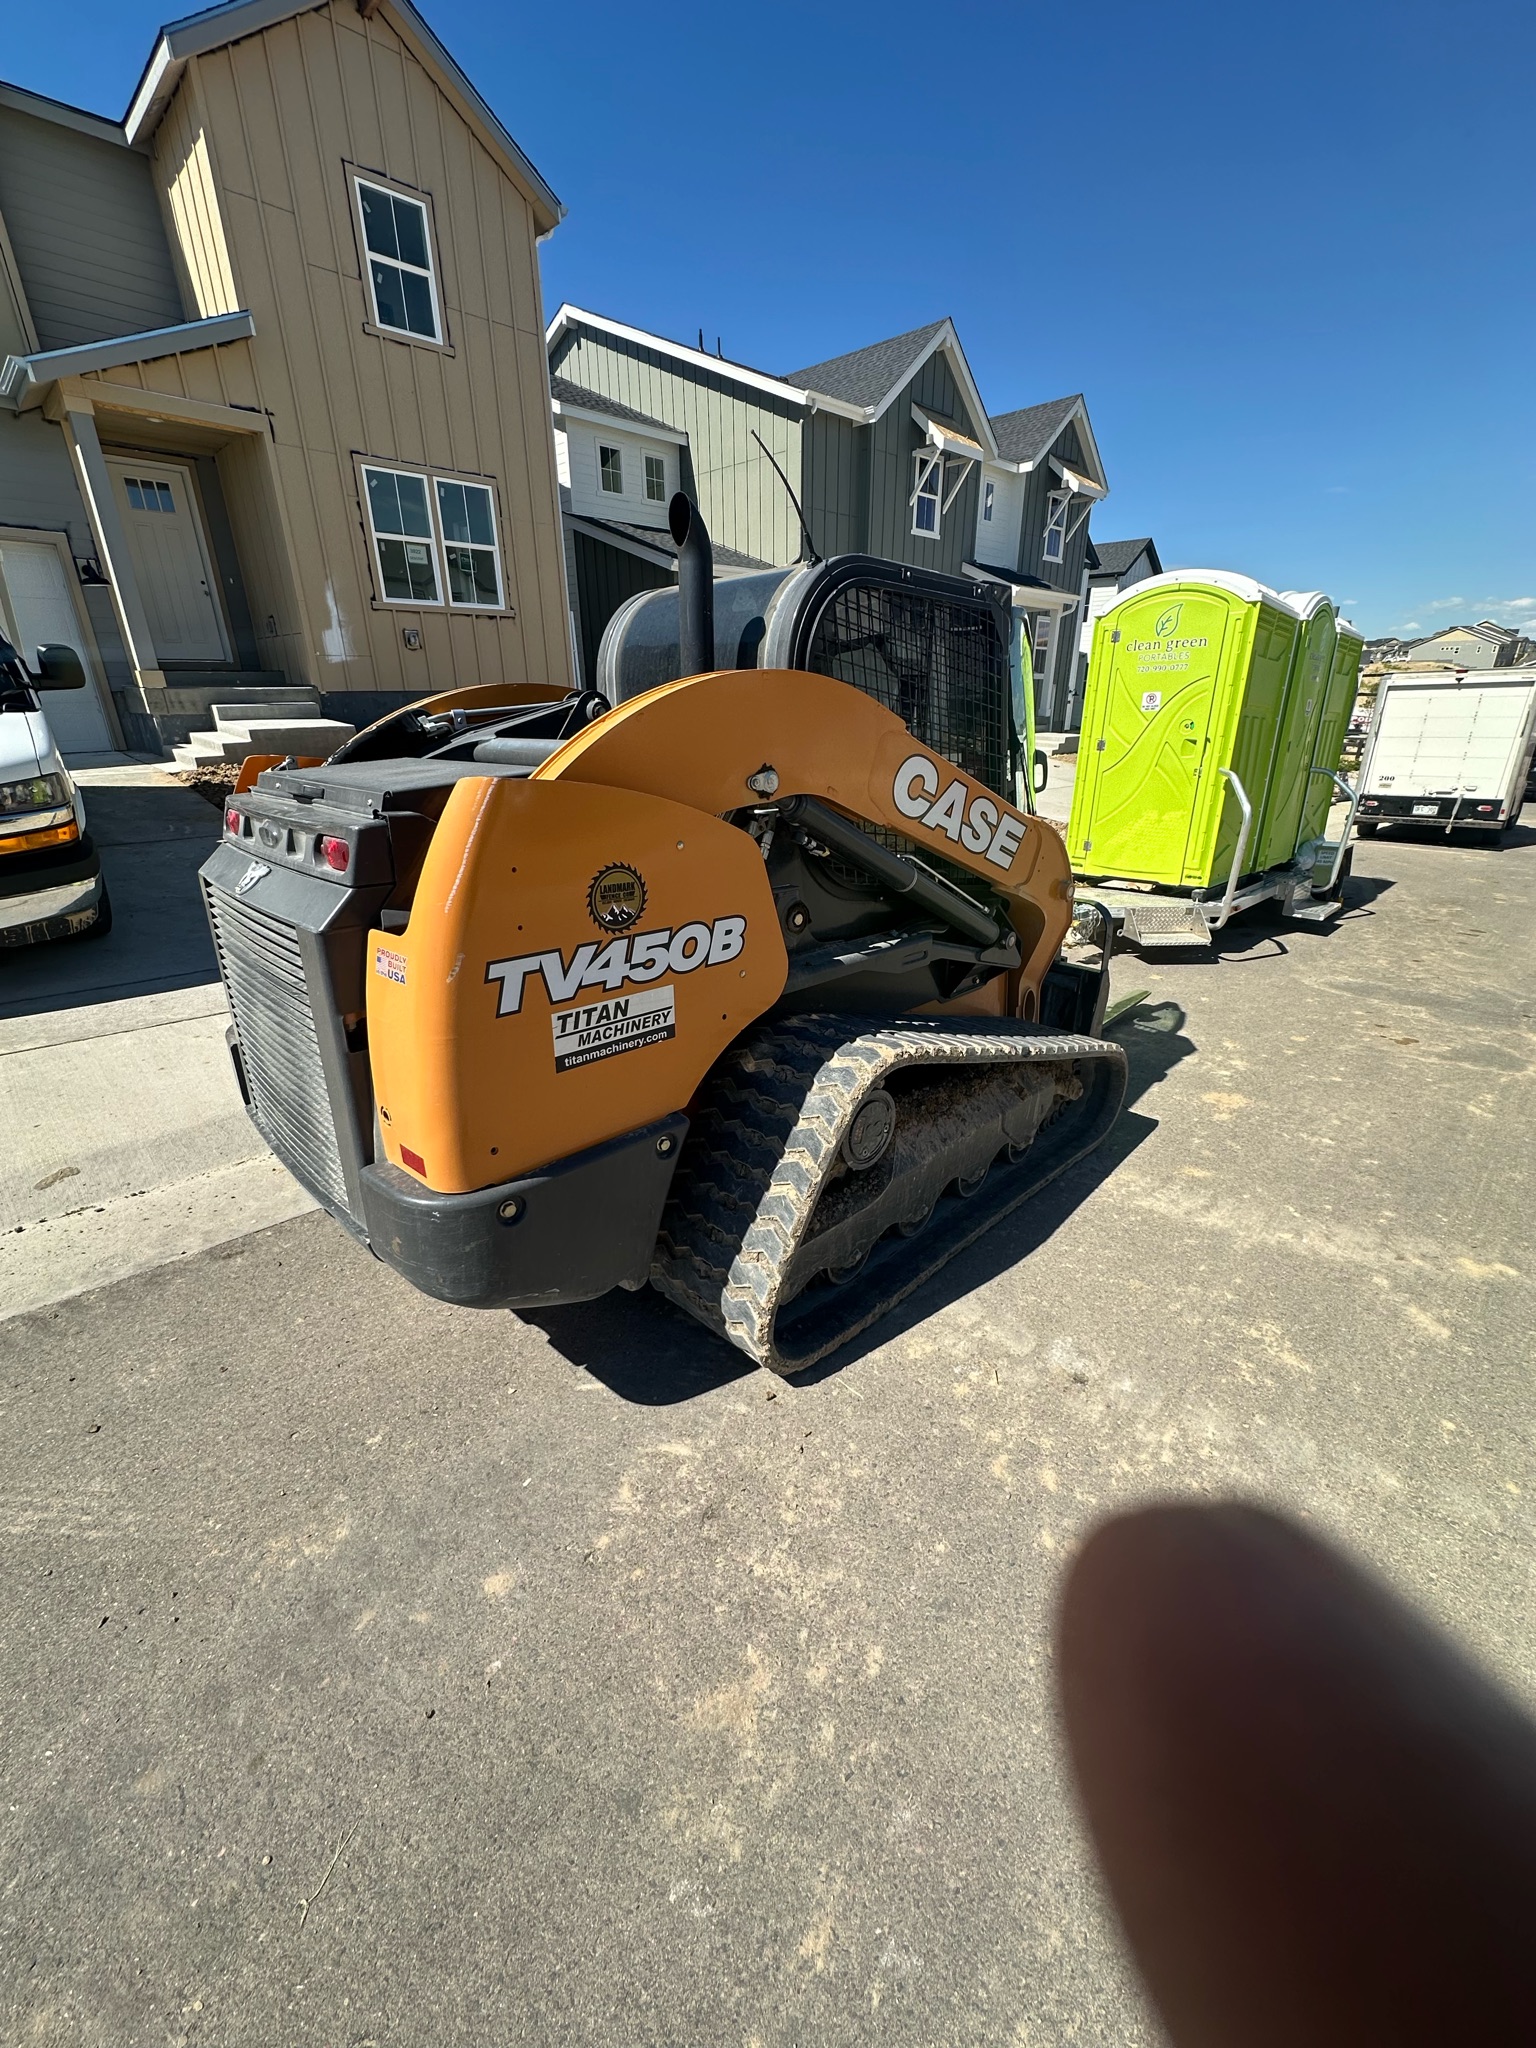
[203,881,351,1213]
[803,583,1012,799]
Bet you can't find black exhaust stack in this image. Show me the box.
[669,492,715,677]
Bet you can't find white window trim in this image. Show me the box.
[352,172,445,348]
[598,443,624,495]
[983,479,995,523]
[911,449,943,538]
[1042,489,1070,564]
[643,452,667,503]
[359,460,508,613]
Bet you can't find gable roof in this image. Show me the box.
[547,303,863,417]
[123,0,562,232]
[781,321,947,408]
[550,375,682,440]
[783,315,998,456]
[1091,537,1160,579]
[992,395,1080,464]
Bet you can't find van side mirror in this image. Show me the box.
[1033,747,1049,793]
[34,644,86,690]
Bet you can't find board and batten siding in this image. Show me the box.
[801,409,864,562]
[152,76,241,321]
[0,104,184,349]
[571,530,671,690]
[864,350,982,579]
[551,328,803,569]
[143,0,571,700]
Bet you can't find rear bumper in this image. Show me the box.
[357,1112,690,1310]
[0,840,102,944]
[1357,794,1505,827]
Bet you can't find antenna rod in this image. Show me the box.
[751,429,822,566]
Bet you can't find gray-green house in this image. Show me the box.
[547,304,1108,727]
[549,307,1004,684]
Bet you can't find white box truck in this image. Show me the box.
[1355,670,1536,839]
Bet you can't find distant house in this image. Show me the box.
[967,396,1108,731]
[1079,535,1163,673]
[1405,620,1536,668]
[548,306,1111,725]
[0,0,571,754]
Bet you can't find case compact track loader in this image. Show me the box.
[201,500,1126,1373]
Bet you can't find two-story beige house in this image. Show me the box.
[0,0,572,754]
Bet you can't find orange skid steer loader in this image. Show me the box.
[202,501,1125,1373]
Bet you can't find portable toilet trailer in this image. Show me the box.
[1295,616,1365,850]
[1068,571,1357,949]
[1257,593,1339,868]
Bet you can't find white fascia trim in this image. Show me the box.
[1054,461,1107,500]
[1065,400,1108,495]
[550,397,687,446]
[911,403,984,462]
[546,304,864,419]
[0,309,256,403]
[566,514,675,571]
[868,320,999,456]
[123,0,565,227]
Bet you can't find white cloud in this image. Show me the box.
[1427,596,1465,611]
[1401,621,1422,632]
[1493,596,1536,612]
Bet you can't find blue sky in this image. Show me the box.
[7,0,1533,637]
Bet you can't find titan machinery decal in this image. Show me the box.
[486,914,747,1043]
[551,985,676,1071]
[891,754,1028,871]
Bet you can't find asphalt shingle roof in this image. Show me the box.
[1091,537,1159,578]
[781,321,948,408]
[990,395,1084,467]
[575,512,770,573]
[550,376,675,434]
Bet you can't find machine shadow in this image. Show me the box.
[529,999,1195,1405]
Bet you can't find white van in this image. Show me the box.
[1356,670,1536,840]
[0,634,109,945]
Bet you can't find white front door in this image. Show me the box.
[0,536,115,754]
[105,457,231,665]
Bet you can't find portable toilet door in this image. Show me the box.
[1255,594,1338,868]
[1070,573,1258,888]
[1297,619,1364,847]
[1173,579,1300,889]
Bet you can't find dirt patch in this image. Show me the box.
[171,765,240,809]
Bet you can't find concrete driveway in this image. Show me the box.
[0,760,314,1319]
[2,800,1533,2046]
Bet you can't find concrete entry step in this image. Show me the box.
[170,716,355,768]
[211,698,320,729]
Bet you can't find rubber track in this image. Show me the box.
[651,1015,1127,1375]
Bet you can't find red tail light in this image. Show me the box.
[320,835,350,871]
[225,807,241,835]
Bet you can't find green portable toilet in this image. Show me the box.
[1068,572,1301,888]
[1295,617,1365,847]
[1254,592,1339,868]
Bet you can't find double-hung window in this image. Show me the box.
[357,177,441,343]
[1042,490,1070,564]
[912,451,942,537]
[599,445,624,494]
[644,453,667,503]
[362,463,505,610]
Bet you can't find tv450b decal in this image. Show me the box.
[486,914,747,1017]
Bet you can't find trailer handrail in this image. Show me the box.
[1307,766,1360,892]
[1208,769,1253,931]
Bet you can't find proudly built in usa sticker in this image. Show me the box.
[375,946,408,985]
[550,984,676,1071]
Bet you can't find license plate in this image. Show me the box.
[1412,803,1438,816]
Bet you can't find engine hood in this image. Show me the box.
[0,706,57,783]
